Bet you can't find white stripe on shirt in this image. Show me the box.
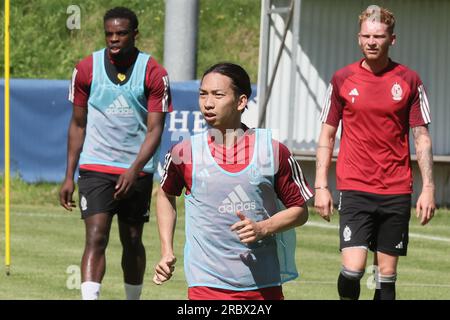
[68,68,78,103]
[160,152,172,186]
[418,85,431,124]
[288,156,313,200]
[319,83,333,123]
[161,75,169,112]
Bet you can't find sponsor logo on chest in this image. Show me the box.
[219,184,256,214]
[349,88,359,103]
[105,94,134,116]
[348,83,403,104]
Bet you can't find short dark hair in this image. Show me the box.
[202,62,252,100]
[104,7,138,30]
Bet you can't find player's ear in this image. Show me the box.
[237,94,248,113]
[390,33,396,46]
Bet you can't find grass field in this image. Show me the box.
[0,182,449,300]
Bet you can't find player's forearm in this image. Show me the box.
[156,189,177,256]
[130,126,164,173]
[413,126,435,188]
[258,205,308,236]
[315,129,335,187]
[65,123,85,179]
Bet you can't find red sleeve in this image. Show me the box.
[145,57,173,113]
[69,55,92,107]
[408,72,431,127]
[274,142,314,208]
[320,71,348,127]
[160,140,192,196]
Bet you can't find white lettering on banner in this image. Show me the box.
[192,111,206,132]
[169,111,190,132]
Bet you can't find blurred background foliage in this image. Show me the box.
[0,0,261,82]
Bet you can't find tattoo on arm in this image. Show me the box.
[412,126,434,186]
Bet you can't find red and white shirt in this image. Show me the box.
[160,127,313,208]
[320,59,431,194]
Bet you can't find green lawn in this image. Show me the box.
[0,183,449,300]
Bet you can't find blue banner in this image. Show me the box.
[0,79,255,182]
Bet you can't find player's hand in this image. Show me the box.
[416,187,436,225]
[153,255,177,285]
[314,188,334,222]
[114,168,139,200]
[59,179,76,211]
[230,211,264,243]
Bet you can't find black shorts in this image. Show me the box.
[77,170,153,224]
[338,190,411,256]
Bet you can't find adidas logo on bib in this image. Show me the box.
[105,95,134,116]
[219,185,256,214]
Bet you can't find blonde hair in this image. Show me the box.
[359,5,395,34]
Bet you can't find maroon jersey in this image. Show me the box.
[68,49,173,174]
[69,50,172,112]
[160,128,313,208]
[320,59,431,194]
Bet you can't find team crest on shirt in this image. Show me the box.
[343,225,352,242]
[391,83,403,101]
[248,165,262,185]
[117,73,126,82]
[80,196,88,211]
[197,168,210,190]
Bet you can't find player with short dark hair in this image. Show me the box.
[314,6,435,300]
[59,6,172,300]
[153,62,313,300]
[103,7,139,31]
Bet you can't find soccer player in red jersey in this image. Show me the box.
[153,62,313,300]
[314,6,435,300]
[59,7,172,300]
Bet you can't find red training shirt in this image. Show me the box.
[320,59,431,194]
